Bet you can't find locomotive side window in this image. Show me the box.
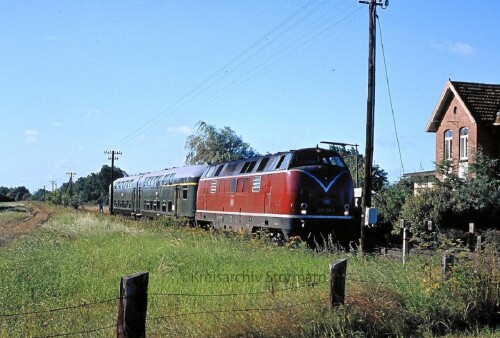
[223,163,238,176]
[204,167,215,178]
[252,176,261,192]
[240,161,250,173]
[256,158,270,172]
[271,153,292,170]
[214,165,224,177]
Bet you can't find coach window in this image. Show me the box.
[162,201,167,212]
[182,187,188,199]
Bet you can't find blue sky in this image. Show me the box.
[1,1,499,193]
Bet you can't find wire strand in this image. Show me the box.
[377,16,405,176]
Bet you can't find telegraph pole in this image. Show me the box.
[105,150,121,214]
[50,180,57,192]
[66,172,77,197]
[359,0,388,252]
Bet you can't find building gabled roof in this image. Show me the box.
[425,80,500,132]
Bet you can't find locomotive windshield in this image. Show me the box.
[289,149,346,168]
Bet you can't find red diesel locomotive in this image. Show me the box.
[111,145,357,243]
[195,146,356,242]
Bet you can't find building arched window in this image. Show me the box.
[459,127,469,160]
[444,130,452,160]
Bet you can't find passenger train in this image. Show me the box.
[111,146,357,242]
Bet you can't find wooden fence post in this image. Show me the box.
[117,272,149,338]
[467,223,475,251]
[402,227,409,265]
[440,251,454,281]
[329,259,347,307]
[476,235,482,252]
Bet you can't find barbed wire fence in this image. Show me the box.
[0,251,482,337]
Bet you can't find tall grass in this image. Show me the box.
[0,204,498,337]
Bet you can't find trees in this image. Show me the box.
[379,149,500,234]
[53,165,126,205]
[185,121,260,165]
[331,146,388,191]
[0,186,31,201]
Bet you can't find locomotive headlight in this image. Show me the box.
[300,202,308,215]
[344,204,350,216]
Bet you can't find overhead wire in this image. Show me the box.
[78,0,364,173]
[122,1,363,151]
[377,15,405,176]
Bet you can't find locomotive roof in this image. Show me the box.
[202,147,345,179]
[209,147,338,165]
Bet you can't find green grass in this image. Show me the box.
[0,203,498,337]
[0,202,30,228]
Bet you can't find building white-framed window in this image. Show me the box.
[444,129,452,160]
[459,127,469,160]
[458,127,469,178]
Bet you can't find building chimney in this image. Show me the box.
[494,111,500,126]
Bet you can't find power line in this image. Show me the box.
[377,15,405,176]
[116,1,363,151]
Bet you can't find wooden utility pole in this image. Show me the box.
[359,0,388,252]
[105,150,121,214]
[66,172,77,197]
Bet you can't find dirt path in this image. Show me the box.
[0,202,52,246]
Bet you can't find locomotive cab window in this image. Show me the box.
[290,151,346,168]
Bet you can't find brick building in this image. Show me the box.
[425,80,500,178]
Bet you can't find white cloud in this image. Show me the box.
[449,42,475,56]
[55,158,70,169]
[24,129,40,143]
[430,40,476,56]
[166,125,192,136]
[87,109,101,117]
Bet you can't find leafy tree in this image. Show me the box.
[56,165,126,204]
[374,177,414,231]
[1,186,31,201]
[185,121,260,165]
[32,188,49,201]
[401,149,500,232]
[331,146,388,191]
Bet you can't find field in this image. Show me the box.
[0,202,498,337]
